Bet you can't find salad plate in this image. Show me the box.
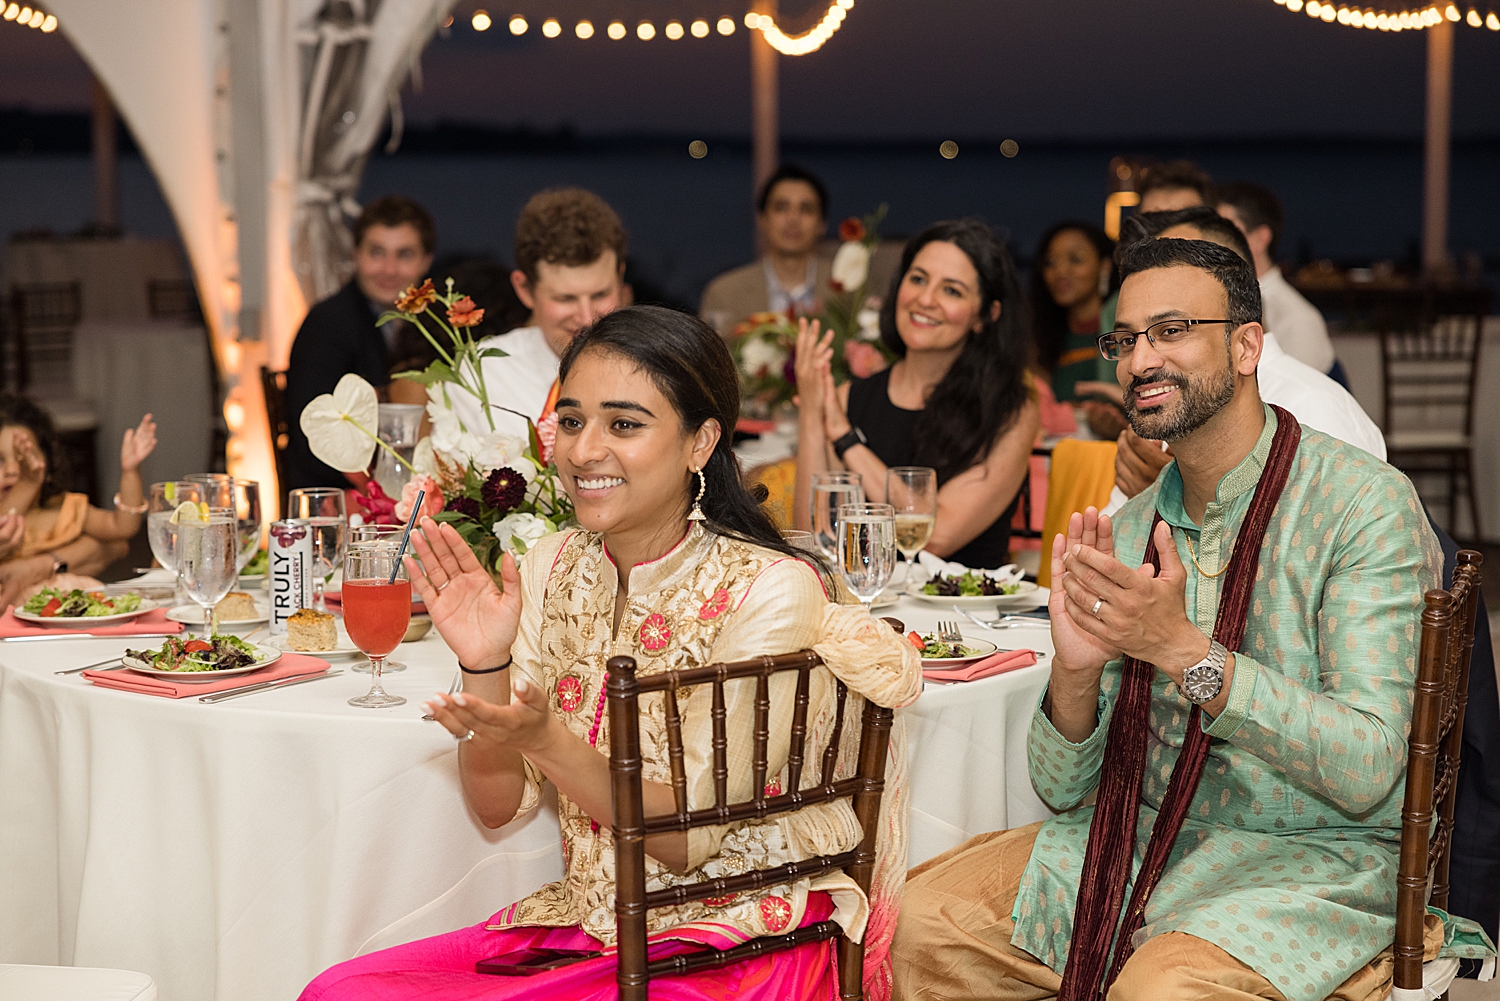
[15,588,158,626]
[122,636,281,681]
[166,604,268,628]
[911,633,999,667]
[907,581,1041,609]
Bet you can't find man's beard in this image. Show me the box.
[1123,358,1236,442]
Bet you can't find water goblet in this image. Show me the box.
[342,542,411,709]
[811,471,864,562]
[147,480,204,606]
[177,507,238,638]
[837,502,897,610]
[286,487,347,612]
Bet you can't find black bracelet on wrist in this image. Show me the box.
[460,657,512,675]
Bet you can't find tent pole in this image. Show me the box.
[1422,18,1453,278]
[90,76,118,233]
[228,0,267,345]
[750,0,778,251]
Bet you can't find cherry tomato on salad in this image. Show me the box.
[183,640,213,653]
[39,598,62,617]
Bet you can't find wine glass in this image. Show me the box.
[148,481,204,606]
[232,480,262,572]
[781,529,817,553]
[887,466,938,588]
[811,471,864,561]
[286,487,347,612]
[349,524,408,673]
[837,502,897,610]
[342,542,411,709]
[177,507,238,637]
[185,473,235,509]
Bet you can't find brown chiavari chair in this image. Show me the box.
[606,620,904,1001]
[1395,550,1484,998]
[261,367,290,510]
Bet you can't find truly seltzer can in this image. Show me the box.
[269,520,313,635]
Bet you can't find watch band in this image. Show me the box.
[49,555,68,576]
[832,426,868,460]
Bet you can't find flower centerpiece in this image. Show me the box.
[820,204,896,381]
[299,278,573,576]
[731,310,799,415]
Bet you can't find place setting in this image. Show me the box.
[912,620,1042,685]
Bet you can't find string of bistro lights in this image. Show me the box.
[465,0,856,55]
[1,3,58,32]
[1271,0,1500,30]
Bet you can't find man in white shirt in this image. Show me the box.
[1105,211,1383,512]
[447,188,627,440]
[1215,181,1342,382]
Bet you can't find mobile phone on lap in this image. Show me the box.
[475,947,599,976]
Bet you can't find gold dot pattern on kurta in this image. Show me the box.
[1015,417,1442,1001]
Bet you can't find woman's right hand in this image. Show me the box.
[793,318,834,418]
[406,518,520,669]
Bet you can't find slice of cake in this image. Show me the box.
[287,608,337,651]
[215,592,259,622]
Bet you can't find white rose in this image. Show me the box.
[831,241,870,291]
[493,512,551,556]
[474,431,529,473]
[857,308,882,341]
[740,338,788,377]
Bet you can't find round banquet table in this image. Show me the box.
[0,589,1056,1000]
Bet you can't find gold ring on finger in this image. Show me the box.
[1091,598,1103,617]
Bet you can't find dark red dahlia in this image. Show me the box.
[481,466,528,512]
[444,496,481,520]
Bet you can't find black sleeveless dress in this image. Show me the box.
[845,368,1016,569]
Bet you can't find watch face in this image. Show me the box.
[1183,664,1223,704]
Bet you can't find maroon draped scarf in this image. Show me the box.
[1056,404,1302,1001]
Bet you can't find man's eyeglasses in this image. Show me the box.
[1096,319,1232,361]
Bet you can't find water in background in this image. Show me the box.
[3,139,1497,308]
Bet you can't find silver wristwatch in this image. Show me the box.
[1181,640,1228,705]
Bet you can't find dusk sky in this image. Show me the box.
[2,0,1497,141]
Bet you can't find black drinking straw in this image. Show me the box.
[389,489,424,584]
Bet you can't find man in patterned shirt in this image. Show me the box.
[892,239,1451,1000]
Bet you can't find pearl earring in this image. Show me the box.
[688,467,707,521]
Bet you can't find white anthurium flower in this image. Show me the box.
[740,337,788,377]
[299,374,380,472]
[857,308,882,340]
[831,241,870,291]
[494,512,551,556]
[411,437,437,475]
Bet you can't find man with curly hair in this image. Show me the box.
[449,188,629,440]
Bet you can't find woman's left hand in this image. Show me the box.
[121,414,157,472]
[0,513,25,561]
[426,674,557,756]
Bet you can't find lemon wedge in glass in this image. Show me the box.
[170,501,210,525]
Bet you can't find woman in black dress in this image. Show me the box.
[793,219,1039,569]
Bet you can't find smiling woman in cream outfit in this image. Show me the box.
[298,306,921,1001]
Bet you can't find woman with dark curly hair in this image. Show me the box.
[793,219,1040,569]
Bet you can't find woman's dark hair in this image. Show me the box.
[557,305,829,578]
[876,219,1031,484]
[0,394,68,504]
[1027,220,1116,372]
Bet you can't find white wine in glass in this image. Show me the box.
[886,466,937,586]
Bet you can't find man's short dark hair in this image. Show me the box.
[1136,160,1212,203]
[1120,207,1254,266]
[756,164,829,219]
[1214,181,1284,259]
[354,195,436,254]
[514,188,628,284]
[1118,238,1262,330]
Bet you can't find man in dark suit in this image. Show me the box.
[283,196,435,490]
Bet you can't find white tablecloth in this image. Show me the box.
[0,589,1055,999]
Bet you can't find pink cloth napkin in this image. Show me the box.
[323,590,427,615]
[83,652,331,699]
[923,647,1038,684]
[0,606,185,639]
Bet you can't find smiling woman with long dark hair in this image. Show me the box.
[794,219,1040,569]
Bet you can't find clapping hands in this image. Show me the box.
[792,317,852,443]
[405,518,520,671]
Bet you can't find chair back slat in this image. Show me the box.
[752,669,771,804]
[786,666,812,794]
[710,671,729,817]
[819,681,849,788]
[1394,551,1483,991]
[663,682,688,818]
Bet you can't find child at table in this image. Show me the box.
[0,395,157,606]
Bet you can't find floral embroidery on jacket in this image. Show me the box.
[698,588,730,620]
[638,612,672,652]
[556,675,585,713]
[759,895,793,933]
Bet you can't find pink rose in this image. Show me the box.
[844,340,889,379]
[536,411,559,465]
[395,474,444,522]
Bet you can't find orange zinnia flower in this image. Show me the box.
[838,217,865,242]
[446,296,485,328]
[394,278,437,313]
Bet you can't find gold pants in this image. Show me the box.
[891,823,1437,1001]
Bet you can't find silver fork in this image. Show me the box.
[936,620,964,644]
[421,670,463,721]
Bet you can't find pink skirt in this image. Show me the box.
[299,892,839,1001]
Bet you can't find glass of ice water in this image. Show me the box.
[812,471,864,562]
[837,502,897,609]
[177,508,238,637]
[286,487,348,613]
[147,481,203,574]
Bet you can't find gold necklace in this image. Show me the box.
[1181,529,1232,579]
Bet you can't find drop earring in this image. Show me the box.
[688,467,707,521]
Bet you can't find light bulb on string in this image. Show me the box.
[1445,3,1460,18]
[508,14,527,34]
[636,20,655,39]
[607,20,626,38]
[541,18,561,36]
[665,20,683,38]
[575,19,593,38]
[690,18,709,36]
[1,5,16,21]
[1487,11,1500,28]
[716,16,735,34]
[471,9,492,31]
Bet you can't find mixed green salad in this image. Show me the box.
[241,549,269,576]
[922,571,1022,597]
[125,635,261,673]
[906,631,983,659]
[23,588,142,618]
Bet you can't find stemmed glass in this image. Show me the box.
[148,481,204,606]
[232,480,262,572]
[286,487,347,612]
[342,542,411,709]
[837,502,897,610]
[177,507,238,637]
[811,471,864,561]
[349,524,407,673]
[887,466,938,588]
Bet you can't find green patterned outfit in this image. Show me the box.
[1015,405,1451,1001]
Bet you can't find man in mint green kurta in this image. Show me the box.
[891,239,1493,1001]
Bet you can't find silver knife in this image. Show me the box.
[6,632,176,644]
[199,669,343,704]
[56,656,125,675]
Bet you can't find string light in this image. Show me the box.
[690,18,710,37]
[716,16,735,34]
[471,9,491,31]
[1,3,55,30]
[459,4,853,53]
[607,20,626,38]
[575,19,593,38]
[541,17,560,36]
[1272,0,1500,30]
[636,20,655,39]
[665,20,684,39]
[509,14,527,34]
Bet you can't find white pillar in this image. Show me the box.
[750,0,778,238]
[1422,19,1454,277]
